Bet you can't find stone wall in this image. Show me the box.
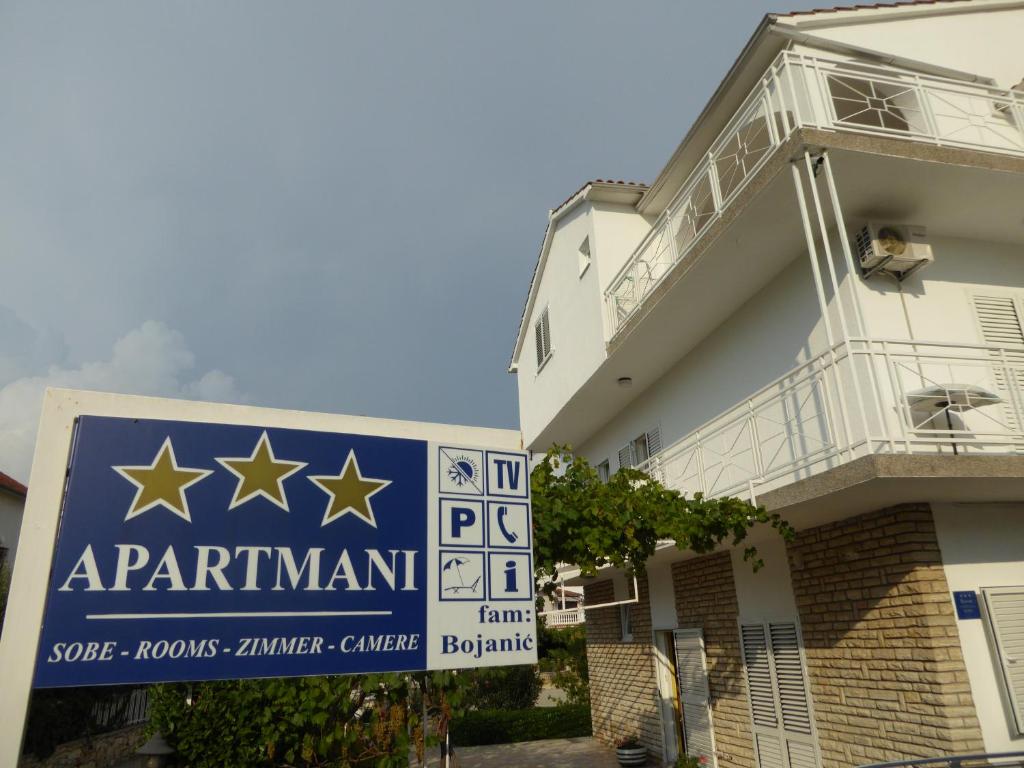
[788,504,985,767]
[672,552,754,768]
[584,576,663,756]
[19,724,147,768]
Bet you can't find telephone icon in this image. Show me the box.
[496,505,518,544]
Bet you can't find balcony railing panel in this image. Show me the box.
[542,608,585,627]
[605,52,1024,336]
[638,340,1024,503]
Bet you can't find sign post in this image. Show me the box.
[0,389,535,764]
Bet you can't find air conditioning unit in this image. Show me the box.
[853,222,933,280]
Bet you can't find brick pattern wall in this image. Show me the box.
[672,552,755,768]
[584,576,663,756]
[788,505,984,767]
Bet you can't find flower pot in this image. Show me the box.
[616,745,648,766]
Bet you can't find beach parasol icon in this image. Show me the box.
[442,556,480,594]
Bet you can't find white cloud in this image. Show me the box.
[0,320,247,484]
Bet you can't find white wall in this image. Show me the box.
[590,202,657,337]
[516,201,653,446]
[857,236,1024,344]
[517,204,605,445]
[578,255,829,470]
[932,502,1024,752]
[574,226,1024,476]
[0,491,24,570]
[647,562,679,630]
[731,533,800,624]
[804,6,1024,88]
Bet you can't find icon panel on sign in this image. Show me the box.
[439,447,485,496]
[485,451,528,498]
[486,552,532,601]
[439,498,485,548]
[486,501,530,549]
[440,550,485,602]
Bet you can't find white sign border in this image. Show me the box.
[0,388,523,764]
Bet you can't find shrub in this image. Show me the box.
[449,704,591,747]
[149,672,462,768]
[537,623,589,705]
[460,665,541,710]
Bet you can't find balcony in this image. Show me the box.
[605,51,1024,337]
[637,338,1024,504]
[542,607,585,628]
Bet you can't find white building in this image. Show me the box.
[511,2,1024,766]
[0,471,26,571]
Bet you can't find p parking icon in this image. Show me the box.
[439,498,484,547]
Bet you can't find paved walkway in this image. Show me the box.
[439,737,620,768]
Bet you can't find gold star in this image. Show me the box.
[113,438,212,523]
[216,431,306,512]
[308,450,391,528]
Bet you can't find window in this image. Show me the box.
[596,460,610,483]
[982,586,1024,735]
[534,307,552,370]
[620,604,633,641]
[617,426,663,470]
[578,236,591,277]
[740,621,820,768]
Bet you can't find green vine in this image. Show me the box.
[530,446,793,588]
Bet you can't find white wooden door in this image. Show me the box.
[982,586,1024,735]
[740,621,819,768]
[673,628,718,767]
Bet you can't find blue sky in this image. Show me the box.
[0,0,830,480]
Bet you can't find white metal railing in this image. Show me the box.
[637,339,1024,503]
[542,607,585,627]
[605,51,1024,334]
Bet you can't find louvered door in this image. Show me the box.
[740,621,819,768]
[982,586,1024,735]
[972,295,1024,434]
[673,629,718,767]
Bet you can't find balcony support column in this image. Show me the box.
[820,153,868,339]
[790,157,859,461]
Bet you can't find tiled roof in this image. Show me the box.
[550,179,647,215]
[0,471,26,497]
[779,0,970,17]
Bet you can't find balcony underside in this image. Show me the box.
[529,131,1024,452]
[759,453,1024,530]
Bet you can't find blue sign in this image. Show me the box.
[33,416,535,688]
[953,590,981,620]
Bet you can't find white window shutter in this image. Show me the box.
[618,444,634,470]
[646,426,663,458]
[769,623,813,736]
[541,309,551,360]
[974,295,1024,346]
[972,295,1024,429]
[982,586,1024,735]
[741,621,819,768]
[673,629,718,767]
[754,733,785,768]
[535,316,545,368]
[741,624,779,729]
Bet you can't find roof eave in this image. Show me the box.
[779,0,1024,29]
[508,182,647,371]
